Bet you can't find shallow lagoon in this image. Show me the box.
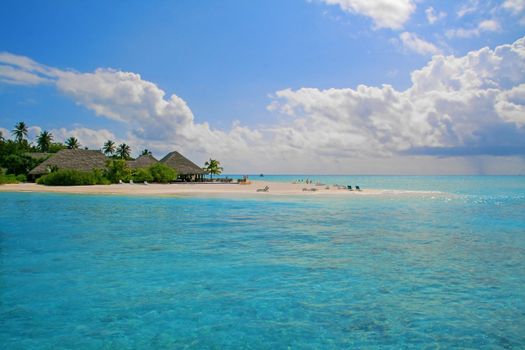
[1,176,524,349]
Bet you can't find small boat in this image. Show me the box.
[260,174,264,177]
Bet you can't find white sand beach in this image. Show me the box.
[0,181,445,198]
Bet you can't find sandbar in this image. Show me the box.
[0,181,446,198]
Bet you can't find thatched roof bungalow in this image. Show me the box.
[29,149,107,176]
[160,151,205,181]
[127,154,158,169]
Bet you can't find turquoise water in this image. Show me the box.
[1,176,524,349]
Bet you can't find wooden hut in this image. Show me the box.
[127,154,158,169]
[29,149,107,178]
[160,151,205,181]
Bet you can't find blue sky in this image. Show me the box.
[1,0,525,174]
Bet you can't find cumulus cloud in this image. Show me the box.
[446,19,501,38]
[1,37,525,174]
[269,37,525,159]
[425,7,446,24]
[319,0,416,29]
[399,32,441,55]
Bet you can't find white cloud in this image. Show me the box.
[319,0,416,29]
[27,126,42,141]
[425,7,446,24]
[503,0,525,14]
[478,19,501,31]
[1,37,525,174]
[0,52,56,85]
[399,32,441,55]
[51,127,121,150]
[446,19,501,38]
[0,127,9,140]
[495,83,525,126]
[269,36,525,160]
[457,0,479,18]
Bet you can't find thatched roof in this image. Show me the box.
[160,151,204,175]
[29,149,107,175]
[127,154,158,169]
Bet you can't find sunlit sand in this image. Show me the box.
[0,181,446,198]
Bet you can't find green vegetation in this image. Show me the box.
[2,153,44,175]
[12,121,28,143]
[0,121,69,179]
[132,168,154,182]
[36,130,53,152]
[116,143,132,160]
[148,163,177,183]
[103,140,116,156]
[37,169,110,186]
[105,159,132,183]
[1,121,182,185]
[0,173,19,184]
[204,159,223,179]
[65,137,80,149]
[140,149,152,156]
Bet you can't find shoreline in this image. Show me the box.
[0,181,447,198]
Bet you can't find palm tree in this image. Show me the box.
[11,121,28,143]
[204,159,223,180]
[116,143,131,159]
[140,148,152,156]
[103,140,116,156]
[65,137,80,149]
[36,130,53,152]
[0,129,4,142]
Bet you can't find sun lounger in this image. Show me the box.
[130,180,134,184]
[256,186,269,192]
[119,180,123,184]
[144,181,149,185]
[356,185,361,191]
[347,185,353,191]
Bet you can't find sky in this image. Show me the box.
[0,0,524,174]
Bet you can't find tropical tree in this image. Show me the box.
[103,140,116,156]
[140,148,152,156]
[37,130,53,152]
[204,159,223,179]
[116,143,131,160]
[105,159,131,183]
[65,137,80,149]
[0,130,4,143]
[149,163,177,183]
[11,121,28,143]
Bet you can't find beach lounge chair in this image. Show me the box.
[130,180,134,184]
[256,186,269,192]
[347,185,353,191]
[144,181,149,185]
[356,185,361,191]
[118,179,123,184]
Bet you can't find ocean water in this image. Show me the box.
[1,176,524,349]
